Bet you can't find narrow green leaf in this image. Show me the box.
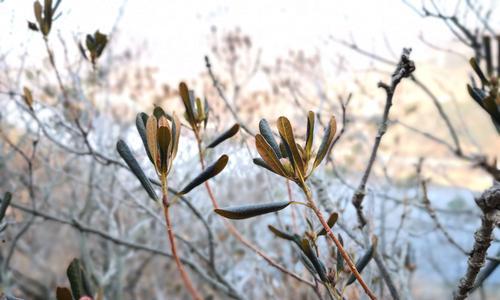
[44,0,53,34]
[203,98,209,129]
[317,212,338,236]
[170,112,181,163]
[336,234,344,273]
[56,287,73,300]
[195,97,204,121]
[66,259,92,299]
[268,225,295,241]
[346,237,378,286]
[483,36,493,76]
[179,82,196,126]
[180,155,229,194]
[0,192,12,221]
[300,238,327,282]
[259,119,281,158]
[305,111,315,157]
[206,123,240,148]
[135,113,154,164]
[300,252,319,278]
[313,116,336,169]
[214,201,291,220]
[116,140,158,201]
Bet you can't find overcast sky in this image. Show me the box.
[0,0,497,81]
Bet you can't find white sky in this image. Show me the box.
[1,0,498,83]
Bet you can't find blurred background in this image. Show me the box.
[0,0,499,299]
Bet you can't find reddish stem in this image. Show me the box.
[162,192,203,300]
[303,185,377,300]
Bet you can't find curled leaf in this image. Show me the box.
[116,140,158,201]
[214,201,291,220]
[179,155,229,194]
[206,123,240,148]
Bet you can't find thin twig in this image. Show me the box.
[352,48,415,227]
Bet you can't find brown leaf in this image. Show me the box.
[146,115,159,171]
[23,86,34,110]
[277,116,305,178]
[255,134,286,176]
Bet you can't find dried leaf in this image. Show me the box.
[179,155,229,194]
[23,86,34,110]
[56,287,73,300]
[214,201,291,219]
